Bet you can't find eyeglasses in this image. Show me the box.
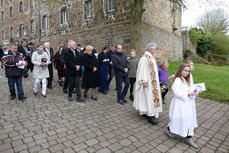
[183,70,191,73]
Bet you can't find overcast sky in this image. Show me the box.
[182,0,229,28]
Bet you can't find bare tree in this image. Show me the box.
[197,8,229,37]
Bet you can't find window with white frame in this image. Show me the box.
[31,20,35,33]
[107,0,116,12]
[60,7,68,24]
[85,0,92,19]
[10,6,13,17]
[19,24,24,38]
[1,11,4,21]
[19,1,23,13]
[30,0,34,9]
[10,27,13,38]
[42,15,48,29]
[1,30,5,40]
[1,0,3,7]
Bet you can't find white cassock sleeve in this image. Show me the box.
[135,57,149,89]
[172,78,189,102]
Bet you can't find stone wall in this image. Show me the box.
[140,0,183,61]
[140,22,183,61]
[142,0,182,36]
[0,0,132,51]
[42,21,131,53]
[0,0,38,46]
[0,0,182,60]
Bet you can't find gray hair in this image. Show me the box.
[44,42,50,47]
[67,40,74,47]
[11,44,18,49]
[68,41,76,48]
[146,42,157,51]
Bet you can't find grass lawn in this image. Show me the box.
[167,62,229,103]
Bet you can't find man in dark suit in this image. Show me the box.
[61,40,74,93]
[44,42,54,89]
[64,41,85,102]
[18,41,32,72]
[112,44,130,105]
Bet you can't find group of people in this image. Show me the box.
[1,41,201,149]
[133,43,200,149]
[1,41,54,99]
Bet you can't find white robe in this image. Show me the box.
[133,51,163,117]
[168,77,197,137]
[190,73,198,128]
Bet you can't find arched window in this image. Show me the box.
[1,0,4,7]
[10,27,14,38]
[107,0,116,12]
[31,20,35,33]
[42,15,48,29]
[84,0,93,19]
[60,7,68,24]
[1,11,4,21]
[1,30,5,40]
[19,24,25,38]
[30,0,34,9]
[10,7,13,17]
[19,1,23,13]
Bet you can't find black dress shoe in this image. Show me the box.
[147,116,159,125]
[18,96,27,101]
[91,96,98,101]
[142,114,148,118]
[59,82,63,86]
[129,95,134,101]
[117,100,124,105]
[123,98,127,103]
[47,86,52,89]
[10,96,15,100]
[84,91,87,98]
[77,97,85,102]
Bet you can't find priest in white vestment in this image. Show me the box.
[133,42,163,125]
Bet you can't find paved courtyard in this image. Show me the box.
[0,68,228,153]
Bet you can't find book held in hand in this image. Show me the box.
[193,83,206,93]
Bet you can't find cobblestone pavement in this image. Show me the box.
[0,68,228,153]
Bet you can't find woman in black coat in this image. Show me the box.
[54,45,65,86]
[82,46,100,100]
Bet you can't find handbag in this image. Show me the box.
[23,67,29,78]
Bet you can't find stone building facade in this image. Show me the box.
[0,0,183,61]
